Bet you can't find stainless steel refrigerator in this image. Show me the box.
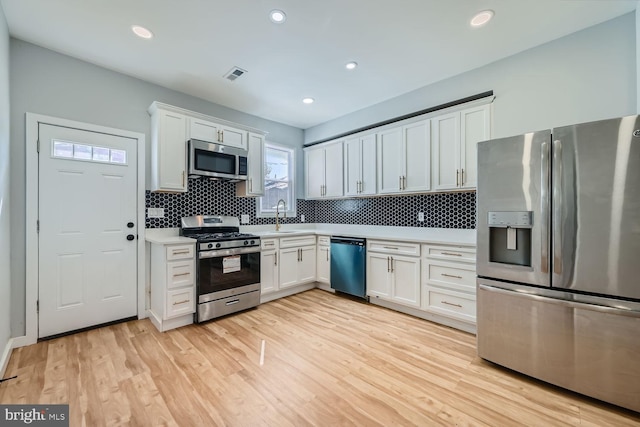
[476,115,640,413]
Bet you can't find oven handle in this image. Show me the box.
[199,246,261,259]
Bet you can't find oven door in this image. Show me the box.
[198,246,260,302]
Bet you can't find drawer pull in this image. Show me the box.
[441,252,463,257]
[441,273,463,279]
[441,300,463,308]
[172,250,190,255]
[383,246,399,250]
[173,299,190,305]
[226,299,240,306]
[173,272,190,277]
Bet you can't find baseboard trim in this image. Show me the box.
[0,338,14,379]
[260,283,316,304]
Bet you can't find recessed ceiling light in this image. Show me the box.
[131,25,153,39]
[470,10,494,27]
[345,61,358,70]
[302,98,314,104]
[270,10,287,24]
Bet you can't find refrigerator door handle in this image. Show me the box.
[541,140,550,274]
[553,140,563,278]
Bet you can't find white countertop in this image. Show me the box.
[145,228,196,245]
[241,224,476,246]
[145,224,476,246]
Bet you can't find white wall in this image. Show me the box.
[0,5,12,358]
[8,39,304,336]
[305,13,636,144]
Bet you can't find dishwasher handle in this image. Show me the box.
[330,236,366,246]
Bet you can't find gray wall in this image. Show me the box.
[9,39,304,336]
[0,6,11,356]
[305,13,636,144]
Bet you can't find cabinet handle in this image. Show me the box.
[456,169,460,187]
[461,169,465,186]
[274,252,278,266]
[387,256,390,272]
[441,273,463,279]
[220,130,224,142]
[182,171,185,187]
[390,256,394,273]
[217,130,221,142]
[173,299,190,306]
[173,272,190,277]
[403,176,406,190]
[441,300,463,308]
[172,250,190,255]
[383,246,399,250]
[326,249,329,261]
[441,252,463,257]
[399,176,402,190]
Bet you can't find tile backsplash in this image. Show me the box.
[145,178,476,229]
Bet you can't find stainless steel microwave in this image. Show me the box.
[188,139,248,181]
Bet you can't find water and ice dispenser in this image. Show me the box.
[488,211,533,267]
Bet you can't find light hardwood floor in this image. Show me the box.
[1,289,639,426]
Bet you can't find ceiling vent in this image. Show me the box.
[224,66,247,81]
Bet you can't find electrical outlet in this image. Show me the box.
[300,214,305,222]
[241,214,250,224]
[147,208,165,218]
[418,212,424,222]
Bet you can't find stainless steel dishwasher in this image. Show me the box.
[330,236,366,298]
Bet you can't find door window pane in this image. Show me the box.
[53,141,73,158]
[51,139,128,165]
[73,144,92,160]
[92,146,110,162]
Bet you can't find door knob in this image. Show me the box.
[127,222,134,228]
[126,234,135,241]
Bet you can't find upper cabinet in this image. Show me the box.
[432,104,490,191]
[344,133,376,196]
[188,117,247,150]
[148,102,266,194]
[149,103,188,193]
[236,132,265,197]
[377,120,431,194]
[305,141,344,199]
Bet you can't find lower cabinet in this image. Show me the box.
[422,243,477,324]
[316,236,331,284]
[260,238,279,295]
[260,235,317,296]
[149,242,196,332]
[367,240,421,308]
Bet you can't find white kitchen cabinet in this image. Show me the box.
[149,103,188,192]
[422,243,477,324]
[316,236,331,284]
[367,240,421,307]
[344,133,376,196]
[236,132,265,197]
[432,104,490,190]
[149,242,196,332]
[260,239,279,295]
[279,235,317,289]
[305,141,344,199]
[377,120,430,194]
[188,117,247,150]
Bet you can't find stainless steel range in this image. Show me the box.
[180,215,261,322]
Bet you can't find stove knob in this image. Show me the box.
[244,240,249,246]
[250,240,255,245]
[207,243,213,249]
[216,243,221,248]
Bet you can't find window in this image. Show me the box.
[257,143,296,218]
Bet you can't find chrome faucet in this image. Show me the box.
[275,199,287,231]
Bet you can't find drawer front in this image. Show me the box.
[279,235,316,248]
[261,238,279,250]
[423,244,476,263]
[425,262,476,293]
[368,240,420,257]
[167,260,194,289]
[317,236,331,246]
[166,244,194,261]
[422,285,476,323]
[166,287,195,319]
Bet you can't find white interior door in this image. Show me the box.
[38,123,138,338]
